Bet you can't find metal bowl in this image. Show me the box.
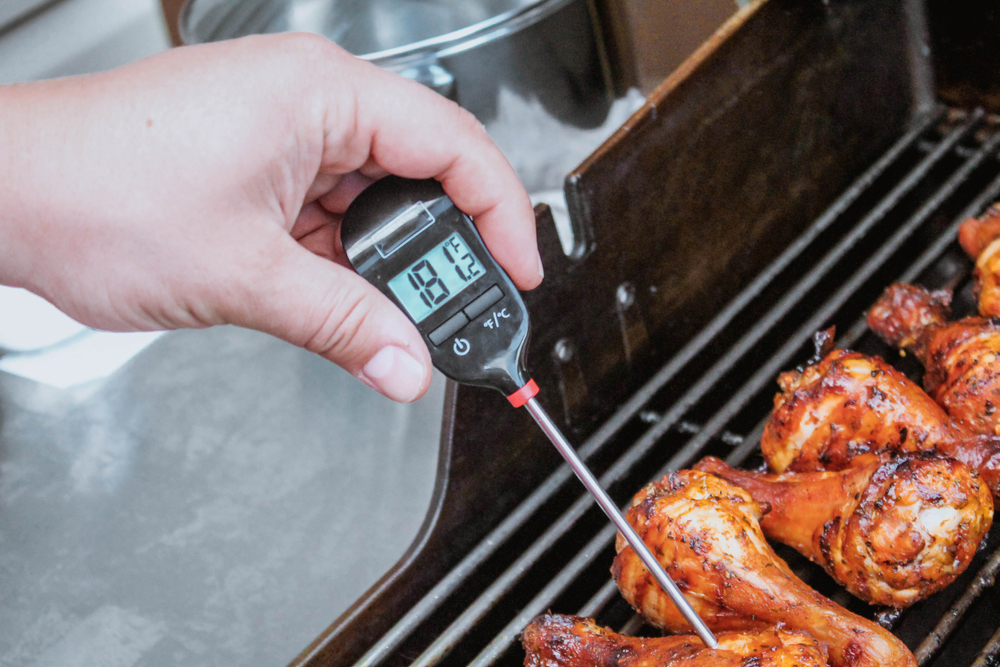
[182,0,571,64]
[179,0,617,191]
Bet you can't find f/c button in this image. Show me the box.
[464,285,504,320]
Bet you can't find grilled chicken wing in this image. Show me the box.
[869,283,1000,435]
[695,454,993,607]
[611,470,916,667]
[760,348,960,473]
[958,203,1000,317]
[521,614,827,667]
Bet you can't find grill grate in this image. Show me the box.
[918,548,1000,665]
[358,107,1000,667]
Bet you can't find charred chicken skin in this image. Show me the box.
[760,348,960,473]
[864,281,953,351]
[521,614,827,667]
[958,203,1000,317]
[611,470,916,667]
[760,336,1000,496]
[695,454,993,607]
[869,283,1000,436]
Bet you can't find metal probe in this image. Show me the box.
[523,397,718,648]
[339,176,717,648]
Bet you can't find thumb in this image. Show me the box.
[234,239,432,402]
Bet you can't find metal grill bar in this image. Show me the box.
[897,170,1000,287]
[617,614,647,638]
[470,523,618,666]
[971,627,1000,667]
[916,546,1000,664]
[577,578,619,618]
[352,108,946,667]
[443,119,1000,665]
[723,414,770,466]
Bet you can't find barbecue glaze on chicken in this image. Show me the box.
[521,614,828,667]
[864,281,953,350]
[869,283,1000,434]
[611,470,916,667]
[695,454,993,607]
[959,203,1000,317]
[760,348,960,473]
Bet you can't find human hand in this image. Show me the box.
[0,34,542,402]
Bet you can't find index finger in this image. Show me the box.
[319,49,544,290]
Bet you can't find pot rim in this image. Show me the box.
[178,0,578,66]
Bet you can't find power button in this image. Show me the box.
[429,311,470,346]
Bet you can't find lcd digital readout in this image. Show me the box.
[387,233,486,322]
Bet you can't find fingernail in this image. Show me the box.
[537,252,545,280]
[362,346,426,403]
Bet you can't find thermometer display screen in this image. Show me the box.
[387,233,486,322]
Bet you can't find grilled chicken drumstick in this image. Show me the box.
[612,470,916,667]
[760,342,1000,497]
[958,203,1000,317]
[760,347,961,472]
[868,282,1000,436]
[695,454,993,607]
[521,614,828,667]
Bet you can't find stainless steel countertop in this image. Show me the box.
[0,326,444,666]
[0,3,645,649]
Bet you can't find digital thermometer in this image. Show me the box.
[341,176,717,648]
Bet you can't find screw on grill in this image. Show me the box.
[552,338,589,427]
[615,282,649,366]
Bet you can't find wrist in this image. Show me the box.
[0,81,59,293]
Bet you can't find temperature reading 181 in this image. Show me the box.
[387,233,486,322]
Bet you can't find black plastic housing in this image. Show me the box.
[341,176,530,395]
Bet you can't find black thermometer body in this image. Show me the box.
[341,176,534,401]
